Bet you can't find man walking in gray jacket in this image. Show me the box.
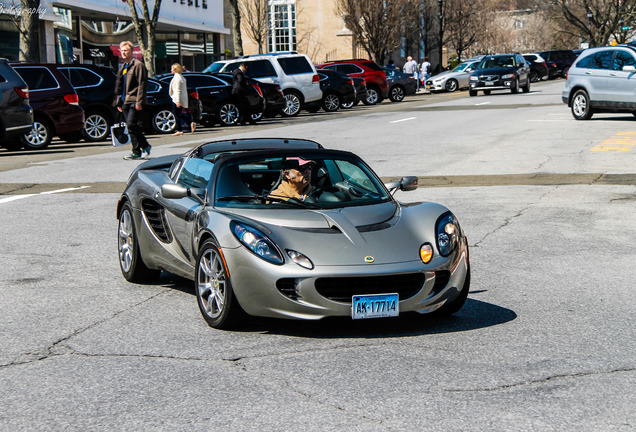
[115,41,151,160]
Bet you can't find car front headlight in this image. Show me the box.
[231,221,284,265]
[436,212,460,257]
[469,76,478,81]
[502,73,514,79]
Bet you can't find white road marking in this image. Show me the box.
[0,186,90,204]
[475,102,491,106]
[390,117,417,124]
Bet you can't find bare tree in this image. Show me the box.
[228,0,244,56]
[443,0,493,61]
[239,0,267,54]
[8,0,42,61]
[546,0,636,47]
[336,0,411,64]
[125,0,162,76]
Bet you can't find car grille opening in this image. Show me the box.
[431,270,450,296]
[314,273,426,303]
[141,199,173,243]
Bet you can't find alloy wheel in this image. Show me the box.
[283,93,301,116]
[154,110,176,133]
[197,247,227,319]
[118,209,134,273]
[219,103,240,125]
[84,113,109,141]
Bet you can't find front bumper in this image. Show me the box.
[222,238,469,320]
[470,78,515,92]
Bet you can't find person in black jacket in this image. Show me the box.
[232,63,251,125]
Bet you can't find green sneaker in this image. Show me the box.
[142,144,152,158]
[123,153,142,160]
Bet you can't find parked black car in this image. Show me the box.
[468,54,531,96]
[57,64,119,142]
[522,54,549,82]
[155,72,263,126]
[307,69,356,112]
[10,63,84,150]
[0,59,32,149]
[145,78,201,134]
[537,50,577,78]
[381,67,417,102]
[341,77,368,109]
[216,73,284,119]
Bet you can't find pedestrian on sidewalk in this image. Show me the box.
[169,63,191,136]
[115,41,151,160]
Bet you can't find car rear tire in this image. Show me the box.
[340,100,354,109]
[118,202,161,283]
[196,239,246,329]
[218,101,241,126]
[571,89,593,120]
[323,92,341,112]
[529,71,539,83]
[152,109,177,134]
[82,111,111,142]
[282,91,302,116]
[445,79,458,92]
[21,117,52,150]
[389,85,405,102]
[251,111,263,122]
[469,89,477,97]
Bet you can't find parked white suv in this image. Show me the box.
[204,53,321,116]
[562,45,636,120]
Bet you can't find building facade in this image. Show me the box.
[0,0,230,74]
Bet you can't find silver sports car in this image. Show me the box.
[117,138,470,329]
[426,60,480,92]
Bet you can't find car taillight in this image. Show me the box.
[190,91,199,100]
[347,79,354,87]
[312,74,319,83]
[14,86,29,98]
[361,79,366,86]
[64,93,79,105]
[276,85,284,96]
[252,84,263,98]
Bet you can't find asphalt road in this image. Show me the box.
[1,81,635,431]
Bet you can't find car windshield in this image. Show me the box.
[452,62,472,72]
[479,56,516,69]
[203,62,225,73]
[213,154,392,209]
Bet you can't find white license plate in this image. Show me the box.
[351,293,399,319]
[485,81,494,86]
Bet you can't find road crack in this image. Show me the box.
[445,366,636,393]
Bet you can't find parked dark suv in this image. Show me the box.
[537,50,577,78]
[10,63,84,150]
[0,59,32,149]
[57,64,119,142]
[317,59,390,104]
[468,54,531,96]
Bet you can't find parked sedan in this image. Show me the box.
[381,67,417,101]
[156,72,263,126]
[0,59,32,149]
[425,60,479,92]
[469,54,531,96]
[307,69,356,112]
[116,138,470,329]
[216,73,283,119]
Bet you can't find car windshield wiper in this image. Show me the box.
[216,195,319,209]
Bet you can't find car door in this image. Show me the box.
[608,49,636,108]
[159,157,214,268]
[574,50,614,106]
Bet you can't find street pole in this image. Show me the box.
[438,0,443,73]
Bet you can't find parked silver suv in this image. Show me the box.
[562,45,636,120]
[204,53,321,117]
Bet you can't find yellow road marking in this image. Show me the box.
[592,131,636,152]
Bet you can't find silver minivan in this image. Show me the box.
[204,53,322,117]
[562,45,636,120]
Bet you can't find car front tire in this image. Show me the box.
[196,239,246,329]
[571,89,593,120]
[511,79,519,94]
[469,89,477,97]
[433,264,471,317]
[118,202,161,283]
[364,87,380,105]
[445,79,458,92]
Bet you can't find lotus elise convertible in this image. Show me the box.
[117,138,470,329]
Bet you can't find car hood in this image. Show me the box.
[432,70,459,80]
[218,201,449,266]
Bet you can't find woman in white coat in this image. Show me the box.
[169,63,193,135]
